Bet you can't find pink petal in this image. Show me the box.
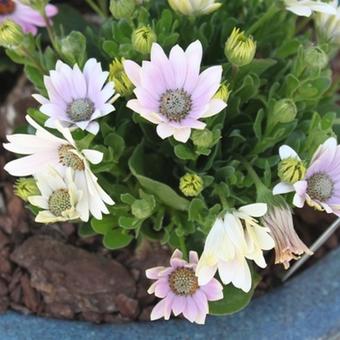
[183,41,203,92]
[154,281,170,298]
[169,44,187,89]
[189,251,199,264]
[200,278,223,301]
[182,296,198,323]
[172,296,186,316]
[146,266,166,279]
[150,299,166,321]
[123,60,142,87]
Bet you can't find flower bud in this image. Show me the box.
[110,0,136,20]
[179,173,204,197]
[272,99,297,124]
[109,58,134,97]
[14,178,40,202]
[278,158,306,184]
[191,129,214,149]
[132,26,157,55]
[214,83,231,103]
[304,46,328,70]
[0,20,24,49]
[224,28,256,67]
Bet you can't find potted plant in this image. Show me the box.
[0,0,339,336]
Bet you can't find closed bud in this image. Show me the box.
[278,158,306,184]
[225,28,256,67]
[0,20,24,49]
[14,178,39,202]
[214,83,231,103]
[110,0,135,20]
[191,129,214,149]
[109,58,134,97]
[272,99,297,124]
[304,46,328,70]
[132,26,156,55]
[179,173,204,197]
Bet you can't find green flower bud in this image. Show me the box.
[110,0,136,20]
[14,178,40,202]
[304,46,328,70]
[109,58,134,97]
[132,26,157,55]
[191,129,214,149]
[179,173,204,197]
[131,199,153,219]
[272,99,297,124]
[278,158,306,184]
[214,83,231,103]
[225,28,256,67]
[0,20,24,49]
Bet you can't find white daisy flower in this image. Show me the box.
[3,115,114,221]
[29,167,82,224]
[285,0,336,17]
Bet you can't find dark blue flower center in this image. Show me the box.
[66,98,94,122]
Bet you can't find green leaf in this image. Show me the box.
[60,31,87,67]
[209,271,261,315]
[128,143,190,211]
[103,228,133,250]
[90,216,115,235]
[174,144,197,161]
[78,223,96,237]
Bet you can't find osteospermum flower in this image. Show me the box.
[0,0,57,35]
[29,167,82,223]
[33,58,116,135]
[261,204,312,269]
[285,0,336,17]
[3,115,114,221]
[291,138,340,215]
[146,249,223,324]
[124,40,226,143]
[196,204,275,292]
[168,0,222,16]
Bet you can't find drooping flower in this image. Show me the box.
[196,204,275,293]
[124,40,226,143]
[315,0,340,45]
[0,0,58,35]
[168,0,221,16]
[284,0,336,17]
[261,204,312,269]
[33,58,116,135]
[3,115,114,221]
[146,249,223,324]
[28,167,82,223]
[291,138,340,215]
[273,144,306,195]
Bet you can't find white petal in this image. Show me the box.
[200,99,227,118]
[173,128,191,143]
[239,203,267,218]
[82,149,103,164]
[273,182,295,195]
[156,123,175,139]
[279,145,300,160]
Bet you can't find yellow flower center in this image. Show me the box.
[168,267,199,296]
[159,89,192,122]
[58,145,85,171]
[48,189,72,217]
[307,172,334,202]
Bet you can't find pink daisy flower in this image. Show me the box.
[124,40,227,143]
[0,0,58,35]
[292,137,340,215]
[33,58,116,135]
[146,249,223,324]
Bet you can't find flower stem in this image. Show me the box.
[243,159,266,194]
[247,3,279,35]
[85,0,106,18]
[178,235,188,260]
